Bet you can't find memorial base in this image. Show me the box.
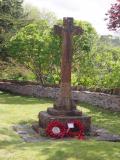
[38,111,91,135]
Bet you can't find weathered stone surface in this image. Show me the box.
[38,111,91,135]
[54,17,83,112]
[13,125,51,142]
[41,18,91,137]
[91,125,109,136]
[13,124,120,142]
[0,82,120,112]
[47,107,82,116]
[95,134,120,142]
[91,125,120,142]
[13,124,75,142]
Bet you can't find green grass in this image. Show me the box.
[0,91,120,160]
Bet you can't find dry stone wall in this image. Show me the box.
[0,82,120,112]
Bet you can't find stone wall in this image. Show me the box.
[0,82,120,112]
[1,79,120,95]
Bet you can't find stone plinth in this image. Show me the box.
[47,107,82,116]
[38,111,91,134]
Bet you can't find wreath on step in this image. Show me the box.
[46,120,66,138]
[46,120,85,140]
[66,120,85,140]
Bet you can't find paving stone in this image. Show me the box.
[95,133,120,142]
[17,130,28,134]
[91,125,120,142]
[12,124,120,142]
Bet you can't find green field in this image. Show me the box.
[0,91,120,160]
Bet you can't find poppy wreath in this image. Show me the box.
[66,120,85,139]
[46,120,66,138]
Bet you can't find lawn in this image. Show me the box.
[0,91,120,160]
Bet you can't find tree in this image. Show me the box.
[0,0,24,18]
[105,0,120,31]
[24,4,57,26]
[72,20,98,86]
[9,20,61,84]
[100,35,120,47]
[9,19,98,85]
[92,44,120,88]
[0,0,25,60]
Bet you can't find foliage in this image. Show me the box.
[0,0,24,18]
[0,91,120,160]
[72,21,98,86]
[105,0,120,31]
[9,21,61,84]
[0,0,26,60]
[100,35,120,47]
[73,38,120,88]
[9,18,120,88]
[0,60,35,81]
[3,1,120,89]
[91,44,120,88]
[73,20,98,53]
[24,4,57,26]
[9,19,98,85]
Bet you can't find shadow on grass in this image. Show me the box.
[0,138,120,160]
[0,91,53,105]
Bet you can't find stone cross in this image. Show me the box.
[38,18,91,133]
[48,17,83,115]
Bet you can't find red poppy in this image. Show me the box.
[46,120,66,138]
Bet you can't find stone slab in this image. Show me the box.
[12,124,120,143]
[13,125,75,142]
[91,125,120,142]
